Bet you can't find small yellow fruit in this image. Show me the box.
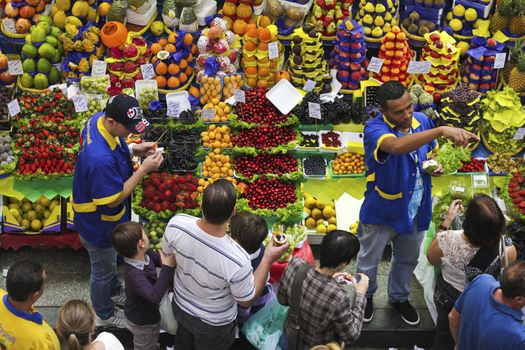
[464,8,477,22]
[449,18,462,32]
[452,4,465,17]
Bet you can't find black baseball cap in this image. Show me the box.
[105,94,150,134]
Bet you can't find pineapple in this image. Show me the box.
[503,41,523,81]
[508,51,525,93]
[509,0,525,35]
[490,0,512,34]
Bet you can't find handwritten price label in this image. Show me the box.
[167,101,180,118]
[407,61,432,74]
[72,94,88,113]
[202,108,216,120]
[234,89,245,103]
[513,127,525,140]
[494,53,507,69]
[308,102,322,119]
[367,57,384,73]
[7,60,23,75]
[419,61,431,74]
[303,79,316,92]
[141,64,154,80]
[268,42,279,60]
[7,99,20,117]
[2,18,16,33]
[91,60,107,76]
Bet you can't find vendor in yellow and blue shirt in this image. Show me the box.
[72,94,163,327]
[356,82,478,327]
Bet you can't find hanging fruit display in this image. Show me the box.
[416,31,460,94]
[354,0,399,46]
[329,19,368,91]
[373,25,414,85]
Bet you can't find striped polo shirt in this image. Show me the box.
[161,214,255,326]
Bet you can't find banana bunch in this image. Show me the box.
[355,0,398,40]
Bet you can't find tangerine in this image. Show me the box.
[151,56,158,64]
[155,62,168,75]
[154,75,167,88]
[245,66,257,75]
[246,77,257,87]
[179,59,188,69]
[168,64,180,75]
[257,79,269,88]
[246,28,259,39]
[183,33,193,46]
[245,41,257,51]
[185,66,193,76]
[158,38,168,46]
[179,72,188,83]
[258,67,269,77]
[258,27,271,42]
[168,33,178,44]
[189,86,200,98]
[258,42,268,50]
[167,76,180,88]
[233,19,248,35]
[245,23,257,32]
[165,44,176,53]
[191,44,197,54]
[151,43,163,55]
[187,53,194,62]
[258,15,271,28]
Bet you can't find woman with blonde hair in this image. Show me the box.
[56,300,124,350]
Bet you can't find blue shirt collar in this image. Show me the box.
[3,294,43,324]
[490,287,525,323]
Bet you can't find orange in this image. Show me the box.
[151,56,158,65]
[258,27,271,42]
[396,32,406,41]
[154,75,167,88]
[246,77,257,87]
[189,86,200,98]
[233,19,248,35]
[257,79,269,88]
[165,44,176,53]
[155,62,168,75]
[179,72,188,83]
[245,66,257,75]
[245,41,257,51]
[246,28,258,39]
[151,43,163,55]
[185,66,193,76]
[168,64,180,75]
[158,38,168,46]
[245,23,257,32]
[179,59,188,69]
[258,42,268,50]
[167,76,180,89]
[187,53,194,62]
[168,33,178,44]
[258,67,269,77]
[183,33,193,46]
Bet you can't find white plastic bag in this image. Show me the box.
[159,290,178,334]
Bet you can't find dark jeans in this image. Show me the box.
[433,274,461,350]
[171,300,236,350]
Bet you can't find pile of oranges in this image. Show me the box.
[197,174,238,193]
[331,152,365,175]
[150,33,197,90]
[241,24,281,88]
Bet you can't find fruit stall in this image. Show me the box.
[0,0,524,259]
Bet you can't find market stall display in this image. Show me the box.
[373,25,414,85]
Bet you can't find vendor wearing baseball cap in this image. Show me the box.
[72,94,163,328]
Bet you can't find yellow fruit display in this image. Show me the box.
[201,150,234,179]
[4,196,60,232]
[201,125,233,148]
[200,75,222,105]
[331,152,365,175]
[197,177,239,193]
[303,192,336,234]
[202,100,232,123]
[222,74,244,98]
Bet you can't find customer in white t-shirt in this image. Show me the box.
[56,299,124,350]
[161,179,288,350]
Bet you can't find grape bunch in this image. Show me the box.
[139,88,158,108]
[439,84,481,130]
[294,93,365,125]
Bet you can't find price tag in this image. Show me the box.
[451,185,465,193]
[67,84,81,99]
[367,57,384,73]
[308,102,322,119]
[268,41,279,60]
[303,79,316,92]
[72,94,88,113]
[49,83,68,95]
[202,108,216,120]
[512,127,525,140]
[141,64,154,80]
[91,60,107,76]
[7,60,23,75]
[2,18,16,33]
[494,53,507,69]
[419,61,432,74]
[167,101,180,118]
[7,99,20,117]
[472,174,489,188]
[234,89,245,103]
[407,61,420,74]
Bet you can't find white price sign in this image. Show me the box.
[451,185,465,193]
[72,94,88,113]
[472,174,489,188]
[419,61,431,74]
[494,53,507,69]
[167,101,180,118]
[268,41,279,60]
[49,83,68,95]
[2,18,16,33]
[7,60,23,75]
[234,89,245,103]
[513,127,525,140]
[7,99,20,117]
[202,108,216,120]
[91,60,107,76]
[407,61,419,74]
[308,102,322,119]
[367,57,384,73]
[303,79,316,92]
[141,64,154,80]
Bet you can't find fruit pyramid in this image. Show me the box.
[329,19,369,91]
[287,26,328,91]
[196,18,240,76]
[373,25,414,85]
[308,0,353,38]
[222,0,266,35]
[417,31,460,94]
[241,24,283,88]
[461,37,505,93]
[355,0,399,44]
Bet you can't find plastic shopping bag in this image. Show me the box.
[414,222,438,324]
[159,290,178,334]
[241,298,289,350]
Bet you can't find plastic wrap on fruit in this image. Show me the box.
[212,17,228,32]
[422,159,439,174]
[267,0,284,18]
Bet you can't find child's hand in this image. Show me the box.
[160,250,176,268]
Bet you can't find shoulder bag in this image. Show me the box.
[288,263,313,350]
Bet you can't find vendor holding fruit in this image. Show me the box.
[356,81,478,326]
[72,94,163,328]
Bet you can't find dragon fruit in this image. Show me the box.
[109,47,124,59]
[123,61,137,73]
[122,45,139,59]
[131,37,147,47]
[108,62,124,71]
[137,56,147,65]
[108,85,123,96]
[109,74,120,85]
[121,77,135,89]
[212,39,228,55]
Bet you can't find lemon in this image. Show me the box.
[327,224,337,233]
[449,18,463,32]
[21,219,30,229]
[31,219,43,231]
[446,12,453,21]
[317,224,327,234]
[363,14,374,25]
[457,41,470,56]
[453,4,465,17]
[27,210,38,221]
[465,8,477,21]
